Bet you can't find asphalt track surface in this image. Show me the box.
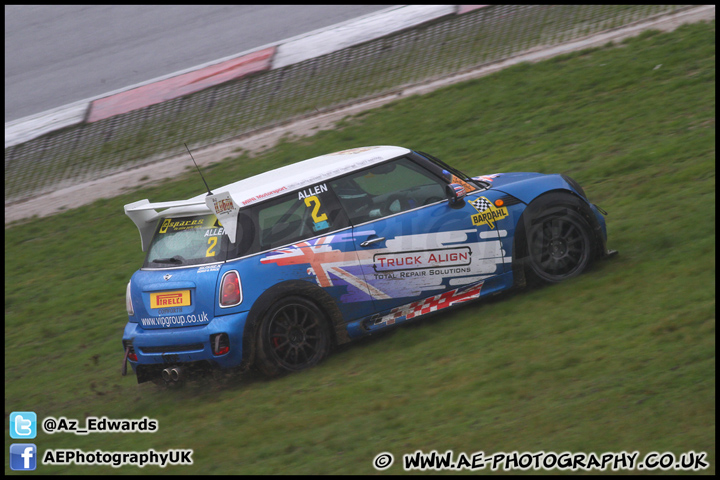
[4,5,713,225]
[4,5,394,122]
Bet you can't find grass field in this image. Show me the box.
[5,21,715,474]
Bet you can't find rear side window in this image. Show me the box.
[257,182,348,251]
[144,214,227,268]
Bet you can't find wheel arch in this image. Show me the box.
[511,188,605,285]
[241,280,346,368]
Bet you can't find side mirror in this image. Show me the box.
[446,183,466,207]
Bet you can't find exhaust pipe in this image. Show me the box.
[160,366,185,383]
[170,366,184,382]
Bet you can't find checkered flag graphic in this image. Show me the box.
[471,197,491,212]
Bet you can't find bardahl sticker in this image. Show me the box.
[468,197,508,229]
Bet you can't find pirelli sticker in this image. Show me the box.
[468,197,508,229]
[150,290,191,309]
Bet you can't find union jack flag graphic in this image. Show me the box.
[450,183,466,197]
[260,235,391,300]
[260,236,352,287]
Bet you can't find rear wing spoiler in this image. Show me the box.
[124,191,239,251]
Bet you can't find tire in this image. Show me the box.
[520,193,595,285]
[254,296,332,377]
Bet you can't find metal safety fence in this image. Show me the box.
[4,5,689,204]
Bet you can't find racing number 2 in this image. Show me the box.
[304,195,328,223]
[206,237,218,257]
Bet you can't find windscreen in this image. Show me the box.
[144,214,228,268]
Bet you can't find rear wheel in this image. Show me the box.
[255,296,331,377]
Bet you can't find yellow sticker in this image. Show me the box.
[159,218,172,234]
[304,195,328,223]
[150,290,191,309]
[468,197,508,229]
[206,236,218,257]
[158,217,206,234]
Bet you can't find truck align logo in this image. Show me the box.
[374,247,472,272]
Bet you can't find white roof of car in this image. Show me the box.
[201,145,409,209]
[124,145,411,249]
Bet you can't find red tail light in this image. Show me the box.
[126,280,134,316]
[220,271,242,307]
[123,341,138,362]
[211,333,230,356]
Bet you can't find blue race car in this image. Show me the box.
[122,146,614,384]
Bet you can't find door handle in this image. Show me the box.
[360,237,385,247]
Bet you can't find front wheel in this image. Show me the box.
[254,296,332,377]
[520,195,595,285]
[527,208,593,284]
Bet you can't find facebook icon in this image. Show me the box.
[10,444,37,471]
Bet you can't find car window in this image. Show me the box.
[330,157,447,224]
[256,182,348,251]
[412,150,482,194]
[144,214,228,267]
[233,211,257,258]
